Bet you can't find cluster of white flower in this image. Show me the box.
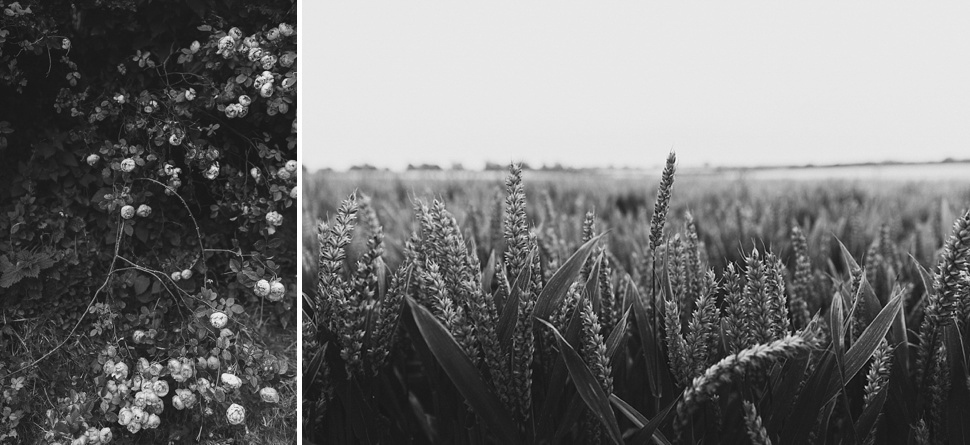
[169,268,193,282]
[100,358,179,433]
[120,158,136,173]
[68,427,112,445]
[224,94,251,119]
[159,162,183,194]
[120,204,152,220]
[265,211,284,228]
[205,161,220,180]
[253,279,286,302]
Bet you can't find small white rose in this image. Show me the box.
[120,158,135,172]
[268,280,285,302]
[266,27,280,41]
[127,421,141,433]
[285,160,297,172]
[280,51,296,68]
[168,133,183,146]
[153,380,169,397]
[279,23,295,37]
[170,271,181,281]
[221,373,242,389]
[113,362,129,380]
[146,413,161,429]
[181,269,193,280]
[290,186,297,199]
[205,163,219,180]
[136,204,151,218]
[260,54,277,70]
[253,279,270,297]
[265,211,283,227]
[99,427,112,444]
[238,95,252,107]
[118,407,134,426]
[86,154,100,166]
[226,403,245,425]
[121,205,135,220]
[259,82,274,98]
[210,311,228,329]
[259,387,280,403]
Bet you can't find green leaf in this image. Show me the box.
[629,276,663,399]
[944,323,970,443]
[133,274,150,294]
[843,290,903,382]
[406,298,521,445]
[611,394,676,445]
[535,292,587,439]
[539,319,623,445]
[533,234,603,320]
[605,307,631,362]
[497,249,534,348]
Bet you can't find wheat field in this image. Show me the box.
[303,155,970,445]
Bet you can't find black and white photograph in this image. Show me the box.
[0,1,298,443]
[304,2,970,445]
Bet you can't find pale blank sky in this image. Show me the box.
[306,2,970,171]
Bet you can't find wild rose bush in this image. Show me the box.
[0,1,296,442]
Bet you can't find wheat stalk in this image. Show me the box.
[675,335,810,437]
[743,400,773,445]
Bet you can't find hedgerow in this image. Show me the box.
[0,1,296,443]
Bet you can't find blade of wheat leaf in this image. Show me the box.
[836,238,861,274]
[551,393,588,443]
[781,292,902,444]
[534,234,604,320]
[854,382,889,441]
[781,351,838,445]
[536,292,589,439]
[585,253,603,313]
[765,351,811,430]
[843,290,903,381]
[945,323,970,442]
[497,248,535,348]
[828,286,849,411]
[858,274,883,324]
[610,393,677,445]
[539,318,623,445]
[408,391,437,442]
[630,279,663,399]
[483,250,496,297]
[816,400,838,444]
[334,377,382,444]
[910,254,935,298]
[406,298,522,444]
[605,307,631,360]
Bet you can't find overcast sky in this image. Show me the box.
[305,2,970,171]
